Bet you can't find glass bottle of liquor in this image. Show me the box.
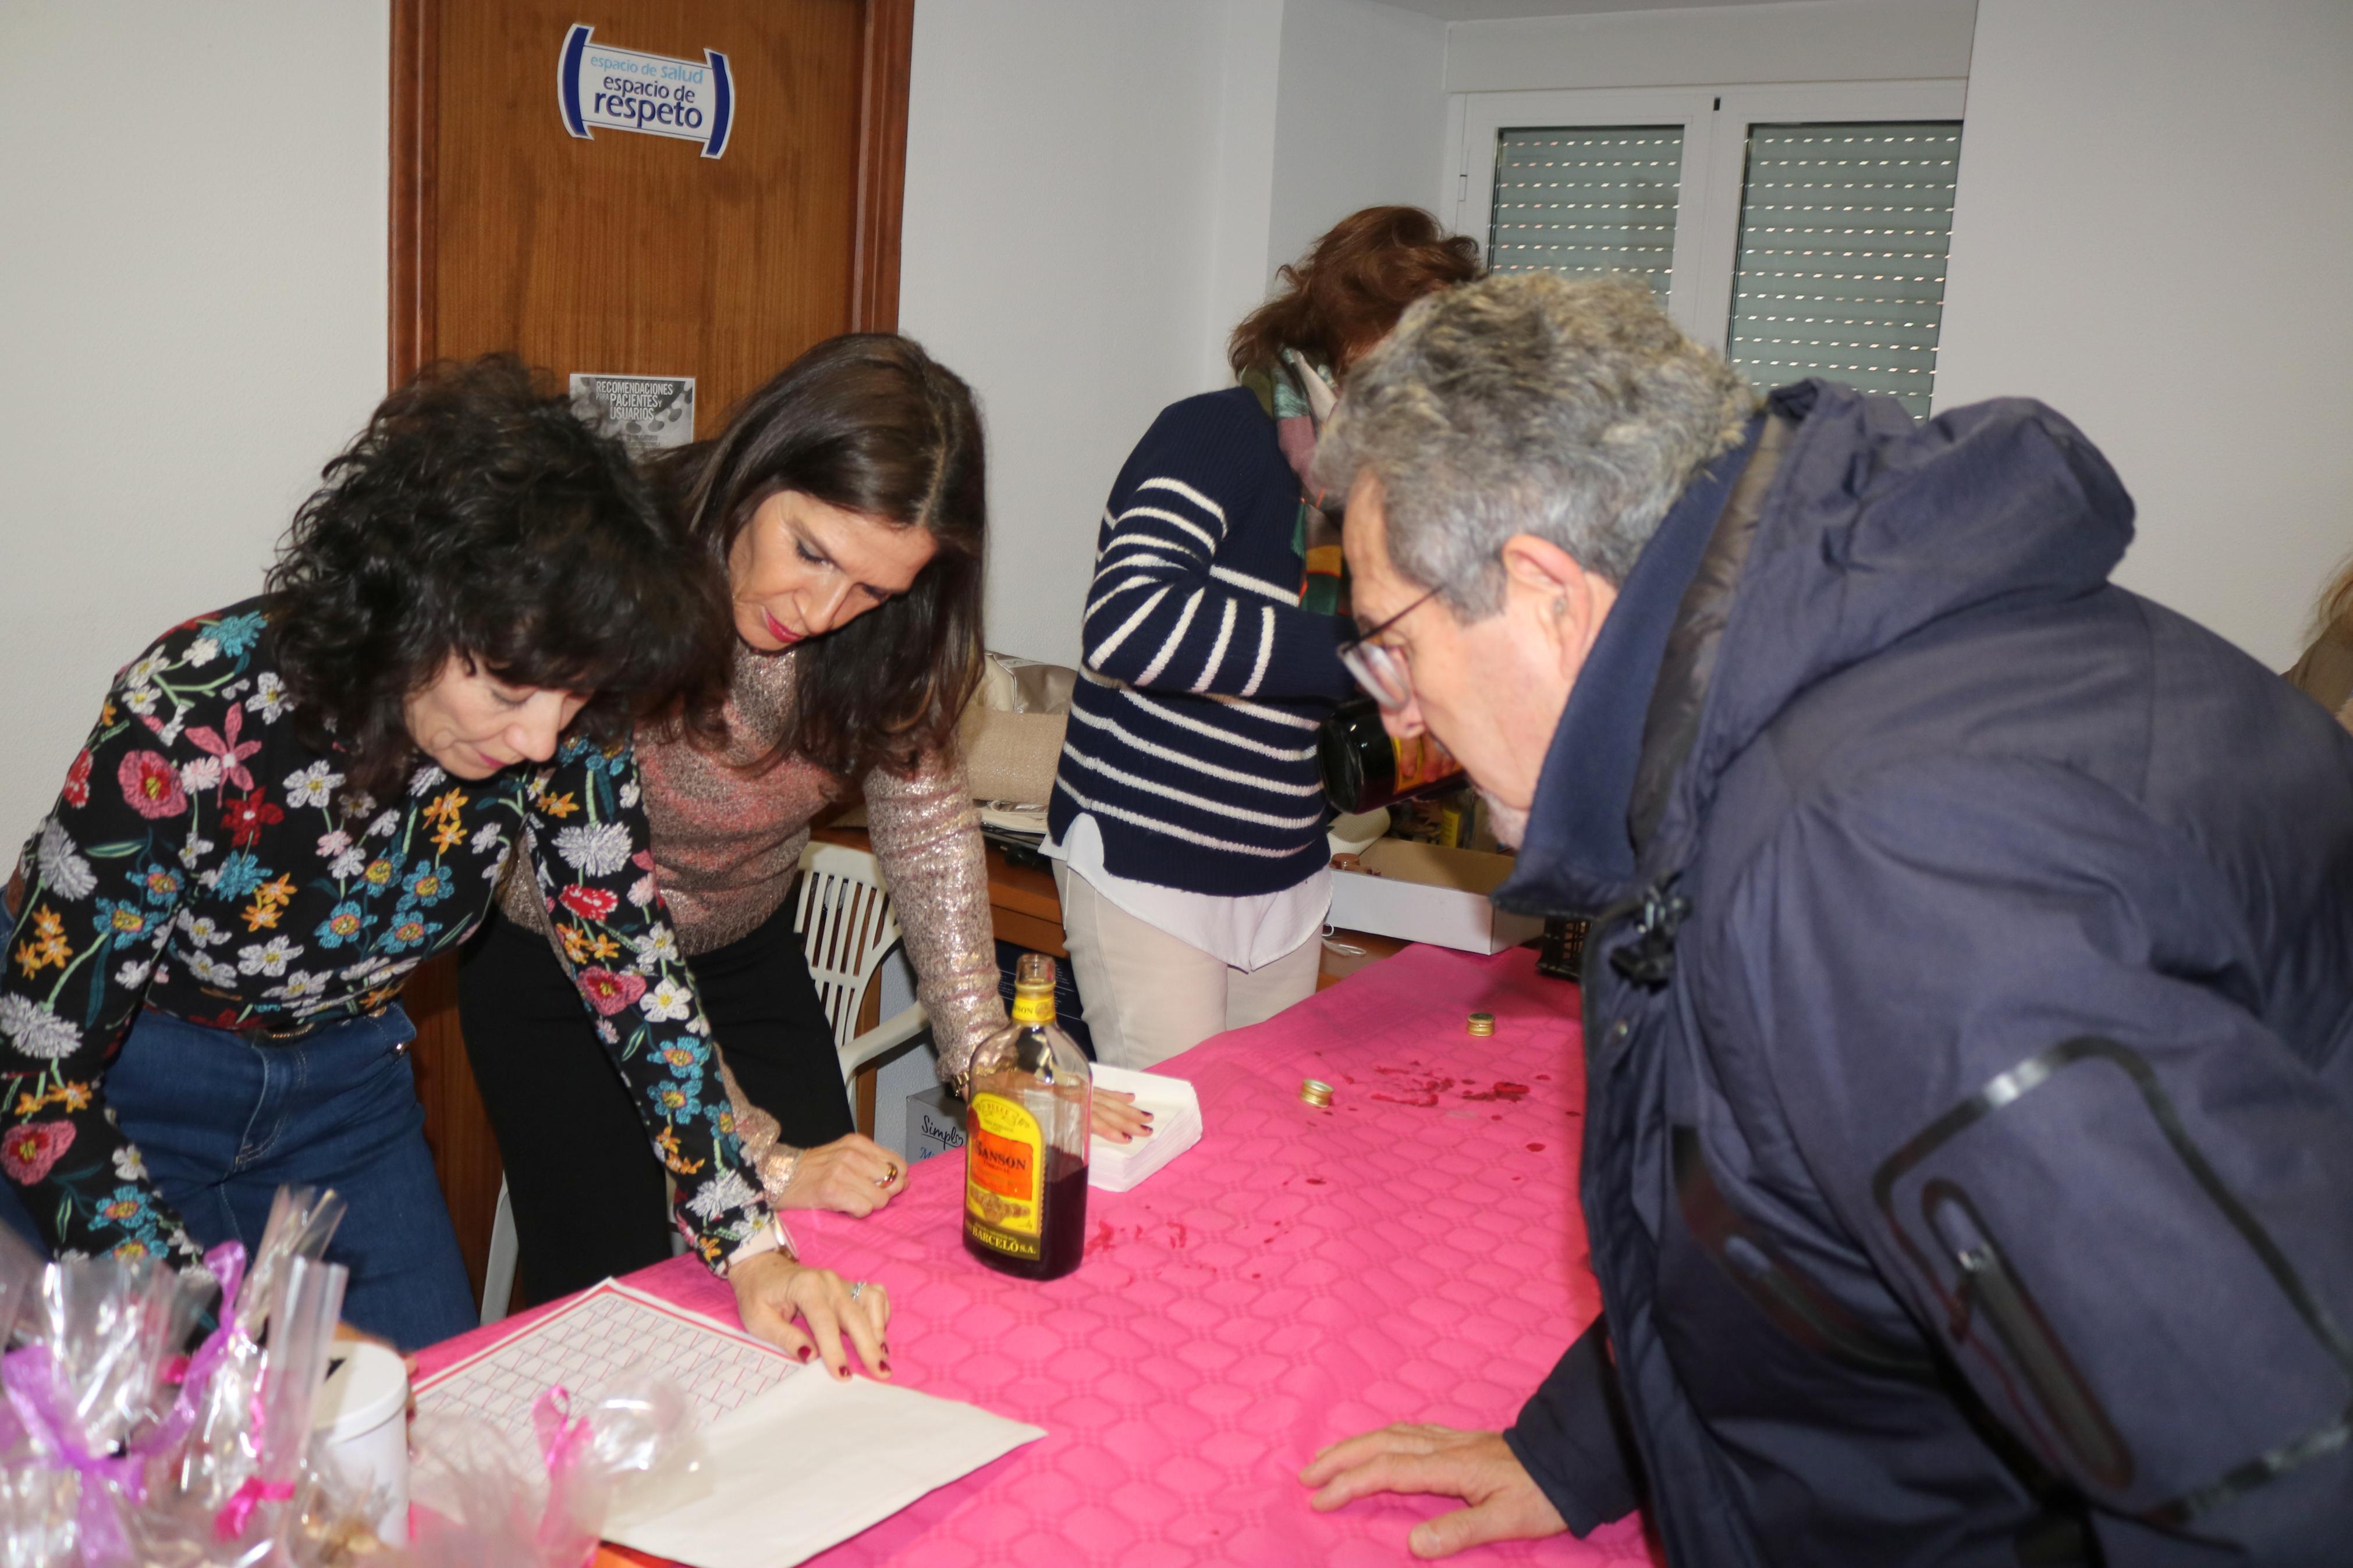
[1318,696,1467,814]
[962,953,1091,1279]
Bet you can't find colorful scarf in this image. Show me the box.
[1240,350,1348,617]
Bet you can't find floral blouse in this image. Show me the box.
[1,600,769,1268]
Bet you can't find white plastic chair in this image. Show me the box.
[478,840,925,1325]
[793,840,929,1082]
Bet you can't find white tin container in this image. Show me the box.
[311,1339,410,1544]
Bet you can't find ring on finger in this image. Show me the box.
[875,1162,899,1189]
[847,1279,868,1302]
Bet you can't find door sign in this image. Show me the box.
[558,24,734,159]
[570,374,695,454]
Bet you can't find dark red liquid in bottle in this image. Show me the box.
[963,1151,1088,1281]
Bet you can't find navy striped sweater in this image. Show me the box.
[1048,387,1355,898]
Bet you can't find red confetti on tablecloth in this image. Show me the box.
[425,945,1658,1566]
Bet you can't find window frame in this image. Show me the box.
[1445,80,1969,360]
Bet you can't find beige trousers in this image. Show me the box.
[1052,862,1324,1070]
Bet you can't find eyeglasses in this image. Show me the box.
[1337,585,1445,713]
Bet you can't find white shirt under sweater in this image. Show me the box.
[1044,814,1330,972]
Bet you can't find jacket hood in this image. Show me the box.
[1506,380,2138,918]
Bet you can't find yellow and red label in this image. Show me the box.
[1394,732,1462,792]
[965,1092,1044,1246]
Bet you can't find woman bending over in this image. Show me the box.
[460,335,1147,1303]
[0,358,883,1368]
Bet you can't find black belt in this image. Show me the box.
[157,1002,389,1048]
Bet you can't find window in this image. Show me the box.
[1450,83,1965,418]
[1488,127,1684,298]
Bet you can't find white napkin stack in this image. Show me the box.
[1087,1064,1204,1193]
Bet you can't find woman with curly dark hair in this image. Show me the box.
[458,333,1149,1303]
[1044,207,1479,1068]
[0,357,892,1370]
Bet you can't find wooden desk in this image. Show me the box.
[813,826,1068,960]
[808,823,1403,984]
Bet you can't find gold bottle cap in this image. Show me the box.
[1299,1079,1334,1108]
[1467,1011,1496,1037]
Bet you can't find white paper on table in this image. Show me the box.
[605,1371,1045,1568]
[1087,1064,1202,1193]
[414,1279,799,1449]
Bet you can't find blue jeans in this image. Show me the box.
[0,907,476,1350]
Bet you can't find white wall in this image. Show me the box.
[1266,0,1450,279]
[899,1,1270,670]
[0,5,391,845]
[1443,0,1978,94]
[1935,0,2353,669]
[902,0,1454,669]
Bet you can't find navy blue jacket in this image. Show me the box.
[1497,383,2353,1566]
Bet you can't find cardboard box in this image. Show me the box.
[1326,840,1542,954]
[906,1085,967,1167]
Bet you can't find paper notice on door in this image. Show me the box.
[572,373,695,453]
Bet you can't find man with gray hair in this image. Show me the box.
[1297,273,2353,1563]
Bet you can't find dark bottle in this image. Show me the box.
[962,953,1091,1279]
[1318,696,1468,814]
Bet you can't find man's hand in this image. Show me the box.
[772,1133,905,1215]
[728,1252,890,1380]
[1091,1089,1154,1143]
[1300,1424,1567,1559]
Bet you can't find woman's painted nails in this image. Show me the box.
[797,1346,813,1363]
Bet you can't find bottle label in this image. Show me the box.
[1010,990,1054,1026]
[1393,731,1463,792]
[965,1091,1044,1250]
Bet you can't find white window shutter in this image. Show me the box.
[1487,126,1684,301]
[1724,123,1962,418]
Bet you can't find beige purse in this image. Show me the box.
[959,653,1076,814]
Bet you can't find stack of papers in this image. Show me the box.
[1088,1065,1203,1193]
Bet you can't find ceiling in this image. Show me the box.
[1382,0,1800,20]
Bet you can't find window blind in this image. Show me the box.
[1724,122,1961,418]
[1488,126,1683,299]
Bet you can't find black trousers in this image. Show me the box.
[457,897,851,1304]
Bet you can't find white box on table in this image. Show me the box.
[1326,839,1542,954]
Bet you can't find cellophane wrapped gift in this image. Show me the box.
[396,1375,697,1568]
[0,1185,385,1567]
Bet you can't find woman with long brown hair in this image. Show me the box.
[1043,207,1479,1069]
[460,335,1146,1305]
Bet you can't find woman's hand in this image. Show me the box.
[1091,1089,1154,1143]
[773,1133,906,1215]
[729,1253,890,1381]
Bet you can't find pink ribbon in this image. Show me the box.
[534,1385,594,1472]
[148,1240,250,1455]
[212,1475,294,1541]
[2,1345,146,1562]
[531,1386,599,1565]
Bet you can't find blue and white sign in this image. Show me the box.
[558,24,734,159]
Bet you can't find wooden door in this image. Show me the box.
[388,0,913,1308]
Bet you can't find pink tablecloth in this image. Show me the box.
[418,944,1655,1566]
